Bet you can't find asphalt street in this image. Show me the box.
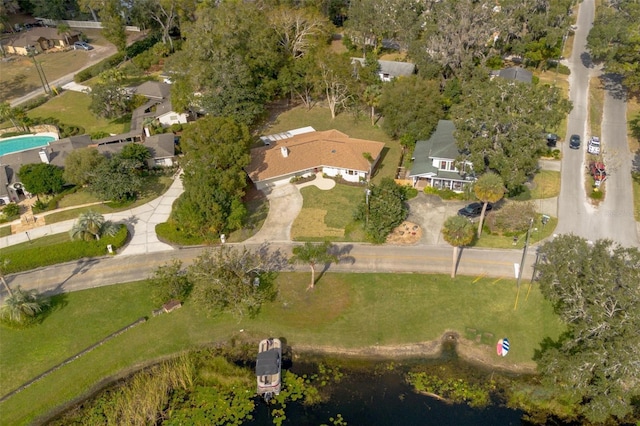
[555,0,639,247]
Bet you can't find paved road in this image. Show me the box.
[5,242,537,297]
[555,0,639,247]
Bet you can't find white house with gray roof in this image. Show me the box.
[408,120,475,192]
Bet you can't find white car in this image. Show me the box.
[587,136,601,155]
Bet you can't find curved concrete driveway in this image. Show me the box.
[245,174,335,244]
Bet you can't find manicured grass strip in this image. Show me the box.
[0,273,563,425]
[530,170,560,199]
[589,77,605,137]
[0,226,127,274]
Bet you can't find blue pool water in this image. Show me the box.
[0,134,56,156]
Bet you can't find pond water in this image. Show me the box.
[247,356,528,426]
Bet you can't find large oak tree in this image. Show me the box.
[535,235,640,424]
[172,116,251,238]
[452,77,571,192]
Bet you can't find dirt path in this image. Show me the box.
[292,332,537,375]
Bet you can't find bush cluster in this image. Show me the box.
[75,52,126,83]
[486,201,536,234]
[1,225,128,274]
[423,186,464,200]
[155,222,205,246]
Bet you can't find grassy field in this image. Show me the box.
[291,184,366,241]
[265,105,401,183]
[27,91,130,136]
[0,50,93,102]
[0,272,564,425]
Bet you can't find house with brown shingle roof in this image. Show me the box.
[4,27,80,55]
[246,130,385,190]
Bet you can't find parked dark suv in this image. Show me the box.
[569,134,581,149]
[458,202,493,218]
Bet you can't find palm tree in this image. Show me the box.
[442,215,475,278]
[0,286,49,324]
[0,102,19,130]
[0,258,13,297]
[289,241,338,290]
[69,211,119,241]
[473,172,505,238]
[57,22,71,46]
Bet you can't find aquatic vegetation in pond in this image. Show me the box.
[406,372,494,407]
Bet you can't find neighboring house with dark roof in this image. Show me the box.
[4,27,80,55]
[351,58,416,82]
[130,82,190,131]
[408,120,475,192]
[144,134,176,167]
[490,66,533,84]
[246,129,385,191]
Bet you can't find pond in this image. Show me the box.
[248,358,527,425]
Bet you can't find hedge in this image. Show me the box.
[74,33,161,83]
[1,225,129,274]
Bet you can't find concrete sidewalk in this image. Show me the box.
[0,172,184,255]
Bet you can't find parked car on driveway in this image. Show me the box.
[569,134,581,149]
[458,202,493,218]
[546,133,558,147]
[587,136,601,155]
[73,41,93,50]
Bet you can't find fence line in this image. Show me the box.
[36,18,140,32]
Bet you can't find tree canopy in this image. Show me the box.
[289,241,338,289]
[535,235,640,424]
[63,147,105,186]
[171,116,251,238]
[18,163,65,196]
[473,173,505,238]
[588,0,640,94]
[452,77,571,192]
[378,76,443,140]
[441,215,475,278]
[88,157,143,202]
[354,178,408,244]
[188,246,279,318]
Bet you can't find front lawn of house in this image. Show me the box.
[0,272,563,425]
[291,183,366,241]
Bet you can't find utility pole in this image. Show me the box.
[27,46,51,95]
[514,217,534,310]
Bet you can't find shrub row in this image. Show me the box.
[74,34,161,83]
[1,226,128,274]
[155,222,204,246]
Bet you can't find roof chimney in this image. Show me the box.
[280,146,289,158]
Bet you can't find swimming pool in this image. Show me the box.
[0,133,58,156]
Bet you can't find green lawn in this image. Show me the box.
[265,106,401,183]
[27,91,130,136]
[291,184,366,241]
[473,214,558,249]
[530,170,560,199]
[0,272,563,425]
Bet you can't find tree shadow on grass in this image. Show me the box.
[35,292,69,324]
